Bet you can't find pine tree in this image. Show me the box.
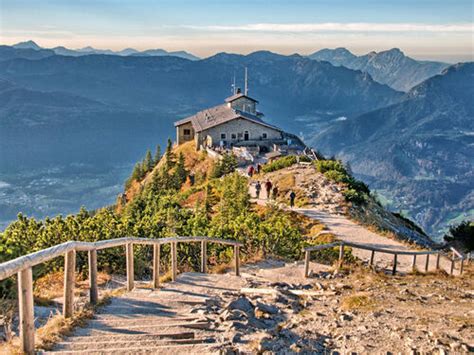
[164,138,175,170]
[173,152,188,187]
[153,145,161,166]
[131,162,144,180]
[143,149,153,172]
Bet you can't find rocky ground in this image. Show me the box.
[204,262,474,353]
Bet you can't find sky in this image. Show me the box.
[1,0,473,62]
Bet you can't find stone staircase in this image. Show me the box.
[42,272,246,354]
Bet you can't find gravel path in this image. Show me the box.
[248,182,458,275]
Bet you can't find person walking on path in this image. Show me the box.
[289,190,296,208]
[256,164,262,174]
[247,165,255,177]
[265,180,272,200]
[272,186,279,200]
[255,181,262,199]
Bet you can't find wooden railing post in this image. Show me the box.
[18,267,35,355]
[450,255,455,275]
[392,253,398,275]
[304,250,310,278]
[424,254,430,272]
[200,240,207,274]
[460,257,464,275]
[234,245,240,276]
[436,253,441,270]
[126,243,134,291]
[63,250,76,318]
[171,242,177,281]
[412,254,417,270]
[369,250,375,267]
[153,244,160,289]
[338,243,344,265]
[88,249,98,305]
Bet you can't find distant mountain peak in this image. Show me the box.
[12,40,42,50]
[308,47,448,91]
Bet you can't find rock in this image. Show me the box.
[256,302,279,315]
[227,296,254,315]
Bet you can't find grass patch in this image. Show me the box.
[341,292,376,311]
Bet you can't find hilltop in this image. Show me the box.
[120,141,434,249]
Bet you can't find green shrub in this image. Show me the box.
[324,170,347,183]
[343,189,366,204]
[444,221,474,252]
[315,159,347,174]
[262,155,297,173]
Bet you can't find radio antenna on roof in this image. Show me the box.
[231,72,236,95]
[244,67,248,96]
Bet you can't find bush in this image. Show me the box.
[444,221,474,252]
[324,170,347,183]
[342,189,366,204]
[262,155,297,173]
[315,159,370,204]
[315,159,347,174]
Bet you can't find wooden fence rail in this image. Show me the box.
[0,236,242,354]
[303,240,466,278]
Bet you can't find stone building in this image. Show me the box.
[174,89,304,152]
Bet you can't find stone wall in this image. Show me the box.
[198,118,282,148]
[230,97,257,114]
[176,122,195,144]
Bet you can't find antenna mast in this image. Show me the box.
[232,72,236,94]
[244,67,248,95]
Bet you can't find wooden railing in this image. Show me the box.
[0,236,243,354]
[303,241,466,278]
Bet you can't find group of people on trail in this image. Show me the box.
[254,179,296,208]
[247,164,262,177]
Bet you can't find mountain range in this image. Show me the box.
[309,47,449,92]
[314,63,474,236]
[11,40,200,61]
[0,42,471,238]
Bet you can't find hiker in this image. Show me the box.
[265,180,272,199]
[247,165,255,177]
[256,164,262,174]
[289,190,296,208]
[255,181,261,199]
[272,186,279,200]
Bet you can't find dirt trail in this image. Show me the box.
[248,183,458,275]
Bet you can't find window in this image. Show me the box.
[220,133,226,139]
[238,132,243,138]
[183,129,191,135]
[262,133,267,139]
[231,133,237,139]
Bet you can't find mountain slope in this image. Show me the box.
[0,51,402,126]
[0,51,402,228]
[309,48,449,91]
[314,63,474,237]
[0,45,55,61]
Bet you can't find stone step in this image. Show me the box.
[71,321,216,336]
[42,342,221,354]
[53,337,217,351]
[62,331,196,343]
[88,316,201,326]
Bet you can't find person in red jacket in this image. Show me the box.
[265,180,272,200]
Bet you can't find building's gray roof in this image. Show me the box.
[224,92,259,103]
[174,104,282,133]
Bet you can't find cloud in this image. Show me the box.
[183,22,473,33]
